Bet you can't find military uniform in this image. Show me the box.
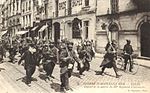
[123,40,134,72]
[0,41,5,61]
[59,42,80,91]
[100,40,121,78]
[78,50,92,75]
[42,41,58,78]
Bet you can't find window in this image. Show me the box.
[23,16,25,26]
[111,0,119,14]
[72,18,82,38]
[13,19,15,25]
[17,18,20,23]
[29,14,31,26]
[84,21,89,39]
[85,0,89,6]
[29,0,31,10]
[26,2,28,11]
[13,2,15,11]
[17,1,19,11]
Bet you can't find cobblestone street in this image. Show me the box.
[0,54,150,93]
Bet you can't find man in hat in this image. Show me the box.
[123,39,134,72]
[18,43,37,85]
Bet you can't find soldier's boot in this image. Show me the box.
[100,67,105,76]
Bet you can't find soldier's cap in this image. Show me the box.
[112,40,117,43]
[44,44,49,47]
[67,41,74,46]
[126,39,131,42]
[29,43,35,47]
[86,41,91,45]
[49,40,55,44]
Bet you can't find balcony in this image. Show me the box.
[132,0,150,11]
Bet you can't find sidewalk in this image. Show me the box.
[95,53,150,69]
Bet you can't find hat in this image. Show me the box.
[67,41,73,45]
[112,40,117,43]
[126,39,131,42]
[49,40,55,44]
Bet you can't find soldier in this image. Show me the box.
[81,40,93,71]
[85,40,95,59]
[18,43,37,85]
[42,40,58,80]
[78,50,92,75]
[0,40,5,62]
[59,41,81,91]
[8,41,17,63]
[123,40,134,72]
[100,40,121,78]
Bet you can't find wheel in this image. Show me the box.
[116,56,124,70]
[126,59,139,75]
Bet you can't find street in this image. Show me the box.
[0,54,150,93]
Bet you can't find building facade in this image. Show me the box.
[95,0,150,57]
[0,4,3,31]
[51,0,97,44]
[1,0,8,33]
[6,0,22,37]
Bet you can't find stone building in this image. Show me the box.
[6,0,22,37]
[51,0,97,44]
[95,0,150,57]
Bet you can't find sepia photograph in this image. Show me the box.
[0,0,150,93]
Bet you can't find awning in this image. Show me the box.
[0,31,7,38]
[39,25,48,32]
[16,30,28,35]
[31,26,38,31]
[0,31,7,36]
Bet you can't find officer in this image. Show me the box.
[18,43,37,85]
[123,40,134,72]
[100,40,121,78]
[59,41,81,91]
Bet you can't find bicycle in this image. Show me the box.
[116,53,139,75]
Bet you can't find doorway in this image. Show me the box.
[140,22,150,57]
[54,22,60,45]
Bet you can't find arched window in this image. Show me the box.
[108,22,119,41]
[108,22,119,32]
[72,18,82,38]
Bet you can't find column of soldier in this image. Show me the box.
[0,37,134,91]
[0,37,95,91]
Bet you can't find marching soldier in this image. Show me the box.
[18,43,37,85]
[78,50,92,75]
[42,40,58,80]
[123,40,134,72]
[100,40,121,78]
[8,41,17,63]
[59,41,81,91]
[0,40,5,62]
